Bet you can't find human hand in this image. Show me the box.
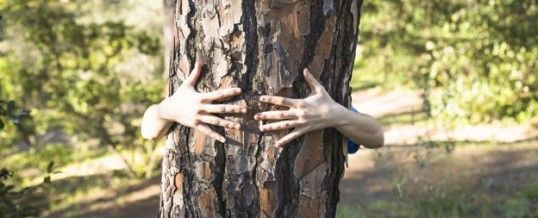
[157,62,246,143]
[254,69,347,147]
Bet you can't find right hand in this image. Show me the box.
[157,62,246,143]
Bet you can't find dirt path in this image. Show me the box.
[341,141,538,206]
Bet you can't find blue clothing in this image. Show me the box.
[347,106,360,154]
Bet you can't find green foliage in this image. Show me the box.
[0,163,57,218]
[0,0,163,178]
[354,0,538,124]
[1,0,165,214]
[1,77,58,217]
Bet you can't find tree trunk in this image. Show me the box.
[162,0,176,77]
[158,0,362,217]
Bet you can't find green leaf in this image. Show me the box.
[0,168,12,179]
[46,161,55,173]
[43,176,51,184]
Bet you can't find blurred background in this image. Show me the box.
[0,0,537,217]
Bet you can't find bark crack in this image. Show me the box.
[251,131,265,213]
[214,140,226,216]
[299,0,326,77]
[240,0,259,94]
[185,0,197,70]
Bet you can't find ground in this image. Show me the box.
[41,89,538,218]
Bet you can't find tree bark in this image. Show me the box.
[158,0,362,217]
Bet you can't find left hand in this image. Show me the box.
[254,69,347,147]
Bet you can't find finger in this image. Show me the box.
[260,120,305,132]
[185,62,202,86]
[197,124,226,143]
[199,104,247,114]
[254,110,298,121]
[303,68,323,93]
[199,115,241,130]
[203,88,242,102]
[275,127,309,147]
[259,95,298,107]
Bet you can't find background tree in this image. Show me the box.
[159,0,363,217]
[354,0,538,124]
[0,0,164,178]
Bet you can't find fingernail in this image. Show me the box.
[241,108,247,113]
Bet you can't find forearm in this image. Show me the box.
[333,105,384,149]
[141,104,173,140]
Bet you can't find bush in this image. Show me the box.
[354,0,538,124]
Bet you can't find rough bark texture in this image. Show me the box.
[158,0,362,217]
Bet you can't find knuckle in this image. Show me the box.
[196,106,205,114]
[206,117,214,124]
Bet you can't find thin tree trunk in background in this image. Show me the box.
[158,0,362,217]
[162,0,176,77]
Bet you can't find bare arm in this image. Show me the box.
[141,104,173,140]
[141,62,246,142]
[331,105,384,149]
[254,69,384,148]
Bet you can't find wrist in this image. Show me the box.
[331,103,351,127]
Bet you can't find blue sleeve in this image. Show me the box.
[347,106,360,154]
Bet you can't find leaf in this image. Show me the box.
[5,185,15,193]
[0,168,12,179]
[0,119,4,130]
[6,100,15,112]
[43,176,51,184]
[46,161,55,173]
